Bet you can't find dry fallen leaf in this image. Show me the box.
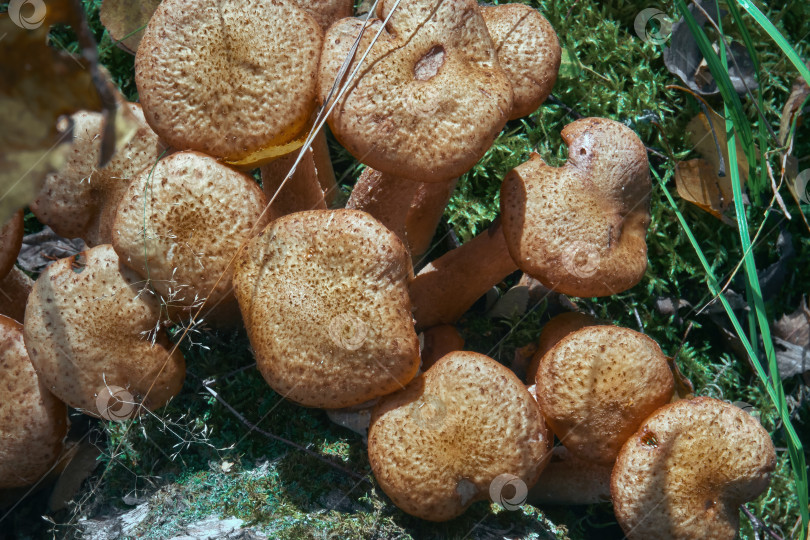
[778,65,810,146]
[774,296,810,347]
[675,158,735,219]
[0,3,135,224]
[687,107,750,183]
[99,0,162,54]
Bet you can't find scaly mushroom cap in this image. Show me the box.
[368,351,551,521]
[318,0,513,182]
[0,209,23,280]
[526,311,599,383]
[0,315,68,489]
[233,209,419,409]
[292,0,353,31]
[481,3,561,119]
[23,245,185,418]
[112,151,269,311]
[534,325,674,464]
[501,117,651,297]
[611,397,776,540]
[30,104,166,246]
[135,0,322,163]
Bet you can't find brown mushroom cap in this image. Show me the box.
[112,151,269,312]
[0,315,68,489]
[501,117,651,297]
[481,4,561,119]
[30,103,166,246]
[291,0,353,31]
[232,209,419,409]
[0,209,24,280]
[525,311,600,383]
[23,245,185,418]
[135,0,322,163]
[318,0,513,182]
[0,266,34,323]
[368,351,551,521]
[534,325,674,464]
[611,397,776,540]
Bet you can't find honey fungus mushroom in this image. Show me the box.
[318,0,513,183]
[368,351,551,521]
[23,245,185,418]
[0,315,68,489]
[0,210,23,281]
[112,151,269,316]
[135,0,323,164]
[30,104,166,247]
[232,210,420,409]
[534,325,674,464]
[409,117,651,329]
[612,397,776,540]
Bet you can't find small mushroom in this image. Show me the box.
[481,3,561,119]
[534,325,674,464]
[410,117,651,329]
[525,311,600,383]
[0,209,24,280]
[0,315,68,489]
[112,151,269,317]
[135,0,323,164]
[611,397,776,540]
[318,0,513,182]
[232,209,419,409]
[30,104,166,246]
[23,245,185,419]
[368,351,552,521]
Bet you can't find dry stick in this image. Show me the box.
[79,0,397,513]
[740,504,784,540]
[202,383,370,484]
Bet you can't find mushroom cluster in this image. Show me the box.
[1,1,778,538]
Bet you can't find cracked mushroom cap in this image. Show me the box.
[23,245,185,419]
[501,117,651,297]
[30,104,167,246]
[0,315,68,489]
[0,209,23,280]
[232,209,420,409]
[112,151,269,313]
[135,0,322,164]
[534,325,674,464]
[611,397,776,540]
[318,0,513,182]
[368,351,551,521]
[481,3,561,119]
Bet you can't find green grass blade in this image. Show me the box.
[735,0,810,86]
[653,167,809,538]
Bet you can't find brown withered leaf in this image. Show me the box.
[100,0,162,54]
[778,65,810,146]
[675,158,735,220]
[774,296,810,347]
[0,4,134,224]
[687,107,750,183]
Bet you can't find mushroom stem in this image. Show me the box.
[346,168,420,246]
[261,143,328,219]
[310,129,338,205]
[409,219,517,330]
[406,178,458,258]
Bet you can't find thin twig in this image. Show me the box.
[740,504,785,540]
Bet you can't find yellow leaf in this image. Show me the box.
[686,108,750,184]
[675,158,735,221]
